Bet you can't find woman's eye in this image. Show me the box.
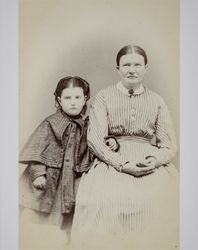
[75,96,81,99]
[135,63,141,66]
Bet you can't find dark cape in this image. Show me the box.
[19,109,91,214]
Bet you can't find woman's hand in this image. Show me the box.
[105,137,119,151]
[121,161,155,177]
[136,156,157,169]
[33,175,47,190]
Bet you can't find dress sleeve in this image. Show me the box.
[152,98,177,166]
[87,90,128,167]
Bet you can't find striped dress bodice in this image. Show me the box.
[87,83,177,167]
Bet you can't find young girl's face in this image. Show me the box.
[58,87,86,116]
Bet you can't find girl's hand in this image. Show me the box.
[136,156,157,169]
[105,138,119,151]
[33,175,47,190]
[121,161,155,177]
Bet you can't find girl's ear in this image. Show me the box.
[57,96,61,105]
[83,95,87,105]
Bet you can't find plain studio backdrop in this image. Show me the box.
[19,0,179,169]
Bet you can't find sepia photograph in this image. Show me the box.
[18,0,179,250]
[2,0,198,250]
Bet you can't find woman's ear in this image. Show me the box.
[144,64,148,74]
[116,66,122,77]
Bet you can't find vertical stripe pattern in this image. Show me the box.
[70,84,179,250]
[87,84,177,168]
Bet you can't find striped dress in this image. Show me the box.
[70,82,179,250]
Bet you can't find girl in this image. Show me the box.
[19,76,92,250]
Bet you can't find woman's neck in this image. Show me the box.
[121,81,141,90]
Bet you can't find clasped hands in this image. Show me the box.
[105,137,157,177]
[117,156,157,177]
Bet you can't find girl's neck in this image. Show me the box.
[60,109,82,120]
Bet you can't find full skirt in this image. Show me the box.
[70,139,179,250]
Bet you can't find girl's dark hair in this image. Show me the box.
[116,45,148,66]
[54,76,90,115]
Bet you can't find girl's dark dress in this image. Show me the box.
[19,109,91,234]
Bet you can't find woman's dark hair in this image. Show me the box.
[116,45,148,66]
[54,76,90,114]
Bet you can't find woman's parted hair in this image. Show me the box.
[116,45,148,66]
[54,76,90,114]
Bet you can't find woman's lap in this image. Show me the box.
[71,141,179,249]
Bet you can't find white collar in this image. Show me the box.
[116,81,145,97]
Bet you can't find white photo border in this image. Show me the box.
[1,0,198,249]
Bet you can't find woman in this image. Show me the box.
[70,45,179,250]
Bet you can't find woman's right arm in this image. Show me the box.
[88,90,156,176]
[87,90,128,169]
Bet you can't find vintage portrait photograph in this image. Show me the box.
[18,0,180,249]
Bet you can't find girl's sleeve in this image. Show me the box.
[152,98,177,166]
[87,90,128,167]
[19,120,53,165]
[28,163,46,181]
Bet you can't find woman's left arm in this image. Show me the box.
[151,98,177,167]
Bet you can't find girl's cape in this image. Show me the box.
[19,110,91,213]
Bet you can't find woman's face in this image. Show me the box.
[117,53,147,89]
[58,87,86,116]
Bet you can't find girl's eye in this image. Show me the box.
[123,63,130,67]
[64,96,71,100]
[135,63,141,66]
[75,96,81,99]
